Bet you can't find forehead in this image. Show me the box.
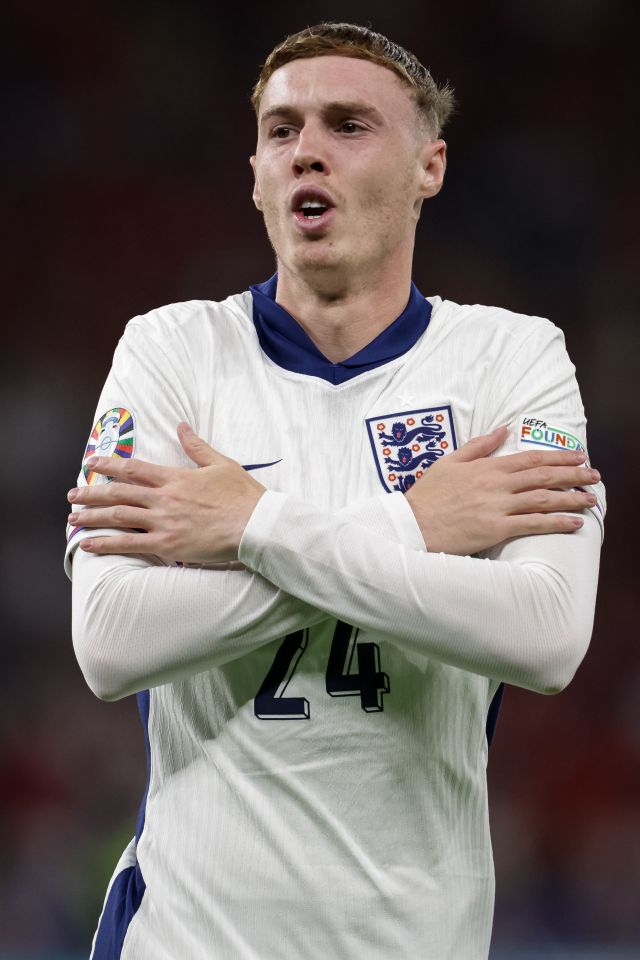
[259,55,415,120]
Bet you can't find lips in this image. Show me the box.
[290,186,336,232]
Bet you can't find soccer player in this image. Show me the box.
[65,22,605,960]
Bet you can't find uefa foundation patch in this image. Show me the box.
[366,405,457,494]
[517,415,606,524]
[518,416,588,459]
[82,407,135,484]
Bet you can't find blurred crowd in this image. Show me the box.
[2,0,638,953]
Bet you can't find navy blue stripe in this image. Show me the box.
[135,690,151,841]
[250,274,431,385]
[486,683,505,748]
[92,691,150,958]
[242,459,282,472]
[92,862,146,959]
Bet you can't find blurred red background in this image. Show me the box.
[2,1,638,955]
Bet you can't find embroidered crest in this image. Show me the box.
[366,405,457,493]
[518,416,587,458]
[82,407,135,485]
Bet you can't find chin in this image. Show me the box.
[291,240,346,272]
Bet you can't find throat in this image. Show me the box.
[275,258,415,362]
[280,294,398,363]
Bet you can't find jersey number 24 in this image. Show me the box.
[254,621,390,720]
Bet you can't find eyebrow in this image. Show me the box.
[260,100,386,127]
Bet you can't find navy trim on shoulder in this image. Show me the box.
[92,691,150,959]
[250,274,431,385]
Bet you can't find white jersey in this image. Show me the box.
[65,278,605,960]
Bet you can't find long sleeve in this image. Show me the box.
[238,490,602,695]
[71,491,424,700]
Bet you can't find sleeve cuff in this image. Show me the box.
[375,492,428,552]
[238,490,292,573]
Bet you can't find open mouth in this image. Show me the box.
[290,187,335,230]
[299,200,329,219]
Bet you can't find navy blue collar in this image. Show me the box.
[250,274,431,386]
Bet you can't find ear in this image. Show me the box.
[418,139,447,200]
[249,155,262,211]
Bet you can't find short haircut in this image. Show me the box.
[251,22,456,139]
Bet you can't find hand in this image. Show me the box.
[67,423,266,563]
[405,425,600,555]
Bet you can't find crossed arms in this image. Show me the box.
[67,423,602,700]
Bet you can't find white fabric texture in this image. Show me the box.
[66,291,604,960]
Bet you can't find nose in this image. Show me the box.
[292,124,328,176]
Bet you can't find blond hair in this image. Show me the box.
[251,22,456,139]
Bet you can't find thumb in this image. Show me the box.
[177,422,226,467]
[447,425,508,463]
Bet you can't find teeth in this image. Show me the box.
[299,199,327,219]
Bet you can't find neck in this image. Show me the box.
[275,253,414,363]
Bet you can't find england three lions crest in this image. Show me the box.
[365,405,458,494]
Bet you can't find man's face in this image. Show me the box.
[251,56,445,283]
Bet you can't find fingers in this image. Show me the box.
[510,465,600,493]
[447,425,508,463]
[508,488,597,516]
[68,481,152,508]
[505,513,585,538]
[79,532,159,556]
[499,448,588,473]
[68,505,150,530]
[83,456,174,487]
[177,422,228,468]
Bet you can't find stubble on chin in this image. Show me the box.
[262,207,344,278]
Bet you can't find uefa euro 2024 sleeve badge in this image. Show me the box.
[365,405,457,494]
[82,407,135,485]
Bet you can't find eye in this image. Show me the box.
[339,121,363,134]
[272,125,293,139]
